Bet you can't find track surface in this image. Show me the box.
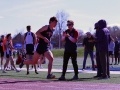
[0,78,120,90]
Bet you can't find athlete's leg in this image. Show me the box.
[26,55,30,74]
[3,58,10,70]
[37,58,43,69]
[1,51,4,69]
[9,57,20,72]
[24,52,40,64]
[1,56,4,69]
[44,50,53,75]
[33,64,39,74]
[1,56,3,66]
[26,64,29,74]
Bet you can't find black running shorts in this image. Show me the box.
[36,43,49,55]
[26,44,34,55]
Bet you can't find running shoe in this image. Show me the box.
[47,74,56,79]
[2,70,6,73]
[71,75,79,80]
[35,70,39,74]
[19,59,24,68]
[58,75,66,81]
[16,69,20,72]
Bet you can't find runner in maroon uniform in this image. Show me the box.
[24,16,58,79]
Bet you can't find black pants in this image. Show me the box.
[96,52,102,76]
[0,47,4,57]
[62,51,78,76]
[99,51,110,77]
[114,51,119,64]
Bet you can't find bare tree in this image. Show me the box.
[55,10,69,49]
[77,29,84,43]
[107,26,120,39]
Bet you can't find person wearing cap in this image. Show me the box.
[59,20,79,80]
[82,32,95,71]
[96,19,111,79]
[94,22,103,78]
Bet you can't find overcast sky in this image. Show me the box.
[0,0,120,35]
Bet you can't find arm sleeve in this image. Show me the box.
[73,30,79,40]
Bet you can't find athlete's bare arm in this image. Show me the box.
[33,33,36,45]
[61,31,66,42]
[22,34,26,49]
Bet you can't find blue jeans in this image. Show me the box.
[83,50,95,69]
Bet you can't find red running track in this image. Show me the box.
[0,78,120,90]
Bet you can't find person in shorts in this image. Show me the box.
[24,16,58,79]
[2,34,20,73]
[108,38,115,65]
[24,25,38,75]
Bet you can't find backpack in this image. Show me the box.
[24,32,35,44]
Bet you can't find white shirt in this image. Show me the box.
[25,32,34,44]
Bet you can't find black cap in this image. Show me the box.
[86,32,91,35]
[94,22,99,29]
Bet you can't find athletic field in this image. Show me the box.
[0,57,120,90]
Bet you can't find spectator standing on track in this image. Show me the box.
[59,20,79,80]
[93,22,103,78]
[82,32,95,71]
[96,19,111,79]
[108,38,115,65]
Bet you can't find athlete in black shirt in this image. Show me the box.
[24,16,58,79]
[59,20,79,80]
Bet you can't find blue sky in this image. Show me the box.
[0,0,120,35]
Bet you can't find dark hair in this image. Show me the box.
[6,33,11,39]
[94,22,99,29]
[26,25,31,31]
[1,35,4,38]
[98,19,107,29]
[49,16,58,24]
[67,20,74,25]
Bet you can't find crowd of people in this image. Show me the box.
[0,16,120,80]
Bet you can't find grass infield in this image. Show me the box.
[0,57,120,84]
[51,47,84,57]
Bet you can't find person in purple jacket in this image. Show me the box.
[96,19,111,79]
[94,22,103,78]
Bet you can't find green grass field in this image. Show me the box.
[1,57,120,84]
[1,70,120,84]
[51,47,84,57]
